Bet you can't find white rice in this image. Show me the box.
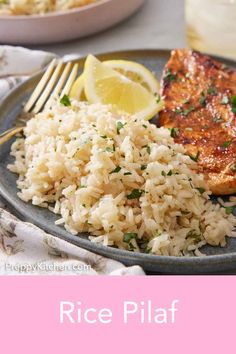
[8,98,236,256]
[0,0,97,15]
[218,197,236,208]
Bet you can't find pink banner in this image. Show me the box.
[0,276,235,353]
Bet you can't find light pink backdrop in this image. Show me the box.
[0,276,236,353]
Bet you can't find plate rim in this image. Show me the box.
[1,48,236,272]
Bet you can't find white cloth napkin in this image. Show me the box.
[0,46,55,97]
[0,45,145,276]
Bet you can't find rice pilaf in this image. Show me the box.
[8,98,236,256]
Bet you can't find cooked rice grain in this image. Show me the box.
[8,99,236,256]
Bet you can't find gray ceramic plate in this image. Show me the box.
[1,49,236,274]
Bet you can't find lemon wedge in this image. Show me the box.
[103,59,160,94]
[83,55,163,120]
[70,73,86,101]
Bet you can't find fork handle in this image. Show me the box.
[0,127,24,145]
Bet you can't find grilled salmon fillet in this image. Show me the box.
[159,49,236,195]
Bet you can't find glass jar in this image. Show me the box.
[186,0,236,60]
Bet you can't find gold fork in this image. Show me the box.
[0,59,79,145]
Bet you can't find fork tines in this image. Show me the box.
[24,59,78,114]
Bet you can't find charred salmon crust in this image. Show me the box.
[159,49,236,195]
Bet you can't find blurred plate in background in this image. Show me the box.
[0,0,144,45]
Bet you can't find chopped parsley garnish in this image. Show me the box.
[183,105,195,116]
[169,127,179,138]
[109,166,121,174]
[175,108,183,114]
[232,95,236,113]
[116,121,126,135]
[124,172,132,176]
[186,230,202,242]
[207,87,217,95]
[189,151,200,162]
[221,96,229,105]
[161,171,166,177]
[213,116,223,123]
[105,145,115,153]
[199,92,206,106]
[182,98,190,104]
[100,135,107,139]
[123,233,138,243]
[127,189,143,200]
[163,68,177,83]
[142,145,151,154]
[79,185,87,189]
[60,94,71,106]
[197,187,205,194]
[175,106,195,116]
[141,165,147,171]
[142,124,147,128]
[221,141,232,149]
[225,207,233,215]
[167,170,173,176]
[154,92,161,103]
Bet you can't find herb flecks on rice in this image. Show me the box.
[8,98,236,256]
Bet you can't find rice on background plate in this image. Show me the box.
[8,99,236,256]
[0,0,97,16]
